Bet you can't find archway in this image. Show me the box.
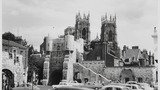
[120,69,135,83]
[2,69,14,90]
[74,72,82,83]
[49,69,62,85]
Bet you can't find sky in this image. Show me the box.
[2,0,158,52]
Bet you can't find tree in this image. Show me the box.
[2,32,28,46]
[2,32,16,41]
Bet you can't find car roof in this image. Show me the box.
[102,85,127,88]
[53,86,94,90]
[127,81,137,83]
[125,84,139,86]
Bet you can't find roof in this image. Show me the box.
[2,39,27,49]
[102,85,126,89]
[124,49,143,60]
[92,34,100,42]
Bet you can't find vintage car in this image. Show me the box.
[50,86,94,90]
[101,84,131,90]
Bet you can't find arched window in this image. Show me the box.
[82,28,86,39]
[108,30,112,41]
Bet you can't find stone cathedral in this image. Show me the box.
[40,13,156,85]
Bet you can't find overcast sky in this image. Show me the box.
[2,0,158,52]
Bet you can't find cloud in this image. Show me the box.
[2,0,158,51]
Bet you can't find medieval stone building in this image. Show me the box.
[40,13,157,85]
[2,39,28,89]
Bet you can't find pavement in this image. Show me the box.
[12,85,53,90]
[37,85,53,90]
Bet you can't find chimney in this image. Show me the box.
[122,45,128,57]
[132,46,139,49]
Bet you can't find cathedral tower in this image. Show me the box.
[75,12,91,44]
[100,13,119,57]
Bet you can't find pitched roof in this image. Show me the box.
[124,49,142,60]
[3,39,27,49]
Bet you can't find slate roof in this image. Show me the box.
[124,49,144,60]
[2,39,27,49]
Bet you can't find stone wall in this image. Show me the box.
[103,66,156,83]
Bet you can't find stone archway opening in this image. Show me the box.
[2,69,14,90]
[74,72,82,83]
[120,69,135,83]
[49,69,62,85]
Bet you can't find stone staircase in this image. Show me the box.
[74,62,111,84]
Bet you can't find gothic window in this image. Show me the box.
[57,45,60,50]
[82,28,86,39]
[108,30,113,41]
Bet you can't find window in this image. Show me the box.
[9,53,12,59]
[125,59,129,62]
[20,51,23,55]
[108,30,113,41]
[5,49,8,52]
[14,50,16,53]
[105,87,112,90]
[138,77,143,82]
[132,86,137,89]
[125,78,129,83]
[115,88,122,90]
[97,56,100,60]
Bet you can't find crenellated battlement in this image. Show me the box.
[101,13,116,24]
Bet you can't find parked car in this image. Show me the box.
[68,81,83,86]
[52,82,72,88]
[13,83,40,90]
[126,81,138,84]
[138,83,154,90]
[78,85,102,90]
[101,84,131,90]
[50,86,94,90]
[52,80,83,88]
[125,84,143,90]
